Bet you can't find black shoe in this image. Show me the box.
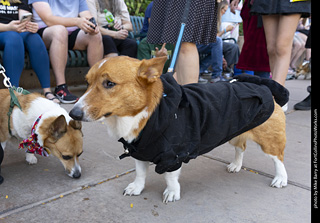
[294,94,311,110]
[0,175,3,185]
[55,84,79,104]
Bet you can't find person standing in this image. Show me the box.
[147,0,219,85]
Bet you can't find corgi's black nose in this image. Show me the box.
[69,107,84,121]
[72,171,81,179]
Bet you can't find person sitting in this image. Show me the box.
[288,18,311,78]
[29,0,104,103]
[0,0,58,103]
[197,0,238,83]
[197,37,225,82]
[87,0,137,58]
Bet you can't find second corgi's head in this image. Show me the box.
[37,115,83,178]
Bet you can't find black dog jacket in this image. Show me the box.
[119,73,289,174]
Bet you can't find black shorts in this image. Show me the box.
[102,35,137,58]
[37,27,81,50]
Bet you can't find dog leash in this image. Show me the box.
[1,64,30,135]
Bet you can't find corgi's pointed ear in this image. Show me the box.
[138,56,167,83]
[70,120,82,130]
[50,115,67,140]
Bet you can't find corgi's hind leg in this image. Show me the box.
[251,103,287,188]
[269,154,287,188]
[227,133,249,173]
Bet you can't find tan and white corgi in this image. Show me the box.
[70,56,288,203]
[0,90,83,179]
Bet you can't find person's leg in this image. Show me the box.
[40,26,78,103]
[290,35,301,69]
[73,30,103,66]
[290,33,305,69]
[20,32,51,89]
[0,31,25,87]
[222,42,240,69]
[197,44,212,74]
[175,42,199,85]
[262,15,280,76]
[263,14,301,86]
[41,25,68,86]
[101,35,118,58]
[210,37,223,77]
[115,38,138,58]
[296,32,309,60]
[21,32,60,102]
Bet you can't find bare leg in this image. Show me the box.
[42,25,68,86]
[175,42,199,85]
[105,53,118,58]
[163,167,181,203]
[227,147,244,173]
[73,31,103,67]
[262,14,301,86]
[123,159,149,196]
[269,155,288,188]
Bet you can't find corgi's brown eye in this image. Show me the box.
[103,80,116,89]
[62,155,72,160]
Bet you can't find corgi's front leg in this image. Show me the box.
[163,167,181,203]
[26,152,38,165]
[124,159,149,196]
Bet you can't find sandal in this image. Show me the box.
[45,92,61,104]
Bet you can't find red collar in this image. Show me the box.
[19,115,50,157]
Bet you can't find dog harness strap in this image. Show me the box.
[18,115,50,157]
[7,87,31,136]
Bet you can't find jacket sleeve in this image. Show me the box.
[154,150,183,174]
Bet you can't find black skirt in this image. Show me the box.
[250,0,311,18]
[147,0,218,45]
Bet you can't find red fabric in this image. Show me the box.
[19,115,50,157]
[237,0,270,72]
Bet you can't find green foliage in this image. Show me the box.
[125,0,152,16]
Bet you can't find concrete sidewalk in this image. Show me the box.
[0,78,311,222]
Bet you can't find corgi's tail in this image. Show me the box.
[233,74,289,107]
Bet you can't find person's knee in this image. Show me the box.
[267,44,277,59]
[44,25,68,45]
[180,42,196,55]
[2,31,24,49]
[275,43,290,58]
[90,32,103,45]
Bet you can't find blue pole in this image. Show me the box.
[168,23,186,73]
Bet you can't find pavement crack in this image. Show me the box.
[201,154,311,191]
[0,168,136,219]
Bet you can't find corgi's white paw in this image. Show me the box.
[227,162,242,173]
[163,185,180,203]
[270,175,287,188]
[26,153,37,165]
[123,182,144,196]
